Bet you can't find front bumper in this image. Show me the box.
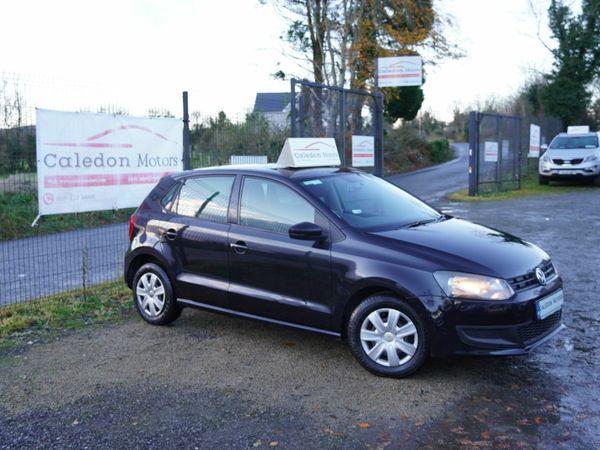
[427,277,564,357]
[539,161,600,178]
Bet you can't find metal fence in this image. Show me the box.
[468,111,563,195]
[290,78,384,176]
[0,74,290,307]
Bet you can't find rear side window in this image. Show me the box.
[160,182,180,210]
[176,176,234,223]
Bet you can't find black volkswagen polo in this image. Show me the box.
[124,164,564,377]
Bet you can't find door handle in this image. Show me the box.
[164,229,177,241]
[230,241,248,254]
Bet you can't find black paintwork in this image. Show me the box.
[124,165,563,357]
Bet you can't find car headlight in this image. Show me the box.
[540,156,551,163]
[433,271,514,300]
[584,154,598,162]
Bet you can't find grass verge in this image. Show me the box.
[448,172,598,202]
[0,281,132,349]
[0,192,134,241]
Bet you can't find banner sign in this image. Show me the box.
[484,141,498,162]
[351,136,375,167]
[377,56,423,87]
[36,109,182,216]
[276,138,340,168]
[528,124,541,158]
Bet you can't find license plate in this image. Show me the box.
[560,169,576,175]
[536,290,563,320]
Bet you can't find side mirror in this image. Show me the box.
[289,222,325,241]
[541,144,548,152]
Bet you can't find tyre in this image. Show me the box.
[347,295,428,378]
[132,263,181,325]
[539,175,549,185]
[594,175,600,187]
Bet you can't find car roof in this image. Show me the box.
[170,164,362,182]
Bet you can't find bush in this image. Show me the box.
[428,139,453,163]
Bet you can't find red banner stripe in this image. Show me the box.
[44,172,173,188]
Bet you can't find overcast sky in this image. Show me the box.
[0,0,559,122]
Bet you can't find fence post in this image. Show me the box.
[339,89,346,166]
[182,91,191,170]
[374,91,384,177]
[290,79,297,137]
[468,111,479,196]
[517,116,522,190]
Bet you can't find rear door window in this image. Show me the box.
[176,176,234,223]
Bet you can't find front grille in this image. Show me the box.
[508,260,556,292]
[518,310,562,343]
[552,158,583,165]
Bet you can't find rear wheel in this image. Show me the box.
[347,295,428,378]
[539,175,550,185]
[133,263,181,325]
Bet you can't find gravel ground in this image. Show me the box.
[1,188,599,449]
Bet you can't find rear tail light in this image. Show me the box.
[128,212,138,241]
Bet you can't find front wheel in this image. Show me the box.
[347,295,428,378]
[132,263,181,325]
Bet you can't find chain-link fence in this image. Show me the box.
[468,111,563,195]
[290,79,384,175]
[0,74,290,307]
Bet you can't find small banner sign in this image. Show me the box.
[484,141,499,163]
[276,138,340,168]
[528,124,541,158]
[36,109,182,217]
[351,135,375,167]
[377,56,423,88]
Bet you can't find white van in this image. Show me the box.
[539,126,600,185]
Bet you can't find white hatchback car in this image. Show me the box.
[539,127,600,185]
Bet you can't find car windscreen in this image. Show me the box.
[549,135,599,149]
[298,172,441,231]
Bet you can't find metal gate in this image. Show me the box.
[468,112,522,195]
[290,79,384,176]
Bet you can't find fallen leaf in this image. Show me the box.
[269,441,279,447]
[72,419,79,425]
[534,416,542,425]
[322,428,343,438]
[357,422,370,429]
[413,418,426,427]
[282,341,296,347]
[481,431,490,440]
[252,439,262,448]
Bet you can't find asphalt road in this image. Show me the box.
[388,142,469,203]
[0,146,470,306]
[1,166,599,448]
[0,223,127,306]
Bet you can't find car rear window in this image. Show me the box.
[550,135,599,149]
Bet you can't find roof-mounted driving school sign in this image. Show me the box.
[277,138,341,168]
[377,56,423,88]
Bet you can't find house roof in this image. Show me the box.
[253,92,291,113]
